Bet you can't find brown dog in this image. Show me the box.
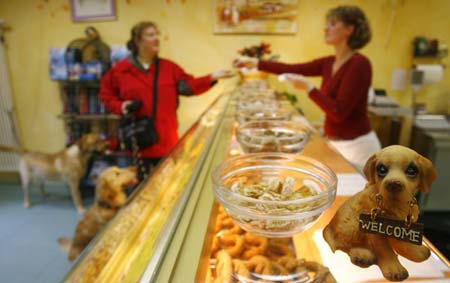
[323,145,436,281]
[0,133,105,213]
[63,166,137,261]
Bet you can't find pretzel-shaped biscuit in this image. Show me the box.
[232,259,250,280]
[304,261,332,283]
[210,235,220,258]
[221,218,244,235]
[276,255,302,272]
[272,261,289,276]
[214,212,229,233]
[219,234,244,257]
[266,242,295,260]
[246,255,273,275]
[241,233,268,260]
[214,250,232,283]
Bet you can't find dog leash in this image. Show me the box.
[127,57,160,181]
[97,200,121,210]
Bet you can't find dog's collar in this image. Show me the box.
[97,200,121,210]
[370,193,418,223]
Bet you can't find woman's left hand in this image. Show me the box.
[211,69,235,81]
[281,73,314,92]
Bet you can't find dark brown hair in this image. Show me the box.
[327,6,371,50]
[126,21,158,55]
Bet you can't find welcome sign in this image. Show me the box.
[359,214,424,245]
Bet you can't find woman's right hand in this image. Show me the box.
[121,100,142,115]
[233,56,258,69]
[211,69,234,81]
[121,101,132,115]
[282,73,314,92]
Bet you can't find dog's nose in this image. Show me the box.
[385,180,403,192]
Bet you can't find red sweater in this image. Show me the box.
[258,53,372,139]
[100,57,214,158]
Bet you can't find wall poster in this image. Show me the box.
[214,0,298,34]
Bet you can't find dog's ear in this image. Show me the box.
[76,135,89,150]
[75,136,84,148]
[96,169,120,201]
[95,174,107,199]
[363,153,378,184]
[417,155,437,193]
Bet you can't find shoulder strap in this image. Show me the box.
[152,57,159,118]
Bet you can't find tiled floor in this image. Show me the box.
[0,181,93,283]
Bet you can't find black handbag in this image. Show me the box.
[118,58,160,151]
[118,116,159,150]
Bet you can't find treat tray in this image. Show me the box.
[62,85,450,283]
[160,97,449,282]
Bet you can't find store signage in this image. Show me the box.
[359,213,423,245]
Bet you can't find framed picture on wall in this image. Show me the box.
[70,0,116,22]
[213,0,298,34]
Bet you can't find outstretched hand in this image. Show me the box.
[211,69,235,81]
[233,56,258,69]
[280,73,314,92]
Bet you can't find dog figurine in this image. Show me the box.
[323,145,436,281]
[0,133,106,213]
[59,166,137,261]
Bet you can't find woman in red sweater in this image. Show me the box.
[100,22,232,181]
[235,5,380,172]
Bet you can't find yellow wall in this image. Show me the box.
[1,0,449,151]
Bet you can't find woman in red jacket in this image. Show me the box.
[235,5,380,172]
[100,21,232,181]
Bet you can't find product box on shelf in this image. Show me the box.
[110,45,130,66]
[49,47,68,81]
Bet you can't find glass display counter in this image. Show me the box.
[63,86,450,283]
[62,92,232,283]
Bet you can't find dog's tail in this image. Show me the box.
[58,237,72,253]
[0,145,27,154]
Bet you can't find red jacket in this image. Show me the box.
[100,56,214,158]
[259,53,372,139]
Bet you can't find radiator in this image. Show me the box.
[0,112,20,171]
[0,24,20,172]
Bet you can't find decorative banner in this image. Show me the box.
[359,213,423,245]
[213,0,298,34]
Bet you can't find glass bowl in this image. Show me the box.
[238,79,270,91]
[237,97,279,111]
[236,108,292,124]
[236,120,311,154]
[212,153,337,238]
[238,89,275,98]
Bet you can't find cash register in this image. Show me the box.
[368,88,413,147]
[368,88,400,107]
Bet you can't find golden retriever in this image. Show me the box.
[323,145,436,281]
[62,166,137,261]
[0,133,105,213]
